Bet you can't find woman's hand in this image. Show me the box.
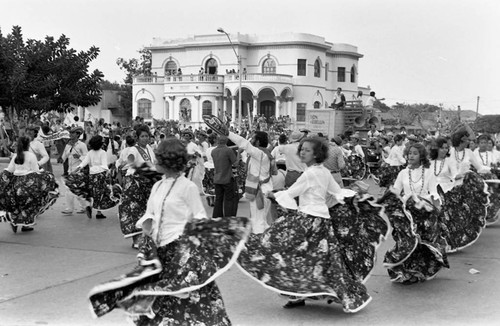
[141,219,153,236]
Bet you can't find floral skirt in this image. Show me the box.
[481,173,500,226]
[379,191,449,283]
[234,160,246,199]
[202,167,215,196]
[376,164,404,188]
[439,172,489,252]
[0,170,59,227]
[329,194,390,283]
[237,209,373,313]
[89,216,250,325]
[119,174,156,238]
[65,170,122,211]
[341,155,366,181]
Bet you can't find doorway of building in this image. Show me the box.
[206,58,218,75]
[259,100,275,120]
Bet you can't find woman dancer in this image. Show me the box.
[377,134,406,188]
[430,137,488,252]
[237,137,386,313]
[88,138,250,325]
[0,136,59,232]
[67,135,122,219]
[380,143,449,284]
[119,125,157,249]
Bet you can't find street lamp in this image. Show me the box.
[217,28,242,129]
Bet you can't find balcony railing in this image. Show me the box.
[134,73,294,84]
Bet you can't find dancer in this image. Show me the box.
[88,138,250,325]
[0,136,59,232]
[66,135,121,219]
[237,137,383,313]
[380,143,449,284]
[119,125,157,249]
[430,137,489,252]
[377,134,406,187]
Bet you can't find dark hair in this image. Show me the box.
[278,133,287,144]
[155,138,188,172]
[451,129,469,147]
[394,134,404,143]
[297,137,329,164]
[135,125,151,138]
[429,137,450,160]
[14,136,30,165]
[408,143,430,168]
[125,135,136,147]
[253,131,268,148]
[89,135,104,151]
[477,134,492,143]
[370,91,375,96]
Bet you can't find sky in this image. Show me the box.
[1,0,499,115]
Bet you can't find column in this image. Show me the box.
[222,96,228,118]
[168,96,176,121]
[215,96,220,117]
[231,96,237,124]
[194,95,201,125]
[252,95,258,118]
[275,96,281,118]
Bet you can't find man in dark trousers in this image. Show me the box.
[211,135,238,217]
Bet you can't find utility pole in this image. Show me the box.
[476,96,480,119]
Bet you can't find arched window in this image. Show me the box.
[179,98,192,122]
[137,99,152,119]
[313,101,321,109]
[202,100,212,116]
[205,58,218,75]
[164,61,177,76]
[314,59,321,78]
[262,58,276,74]
[350,65,356,83]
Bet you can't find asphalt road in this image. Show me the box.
[1,160,499,326]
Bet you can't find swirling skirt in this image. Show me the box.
[89,216,250,325]
[341,155,366,181]
[376,164,404,188]
[119,174,155,238]
[237,208,373,313]
[234,160,246,199]
[65,171,122,211]
[329,194,390,283]
[439,172,489,252]
[379,191,449,284]
[202,167,215,196]
[0,170,59,227]
[482,173,500,226]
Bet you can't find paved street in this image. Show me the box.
[1,160,499,326]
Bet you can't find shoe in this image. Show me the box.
[89,260,162,295]
[96,213,107,219]
[21,226,34,232]
[62,210,73,215]
[85,206,92,219]
[11,223,18,233]
[283,300,305,309]
[75,209,85,214]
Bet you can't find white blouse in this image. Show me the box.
[385,145,406,166]
[429,158,457,193]
[449,147,489,175]
[473,149,496,168]
[274,164,342,219]
[7,151,40,175]
[126,144,157,175]
[393,166,439,202]
[136,175,207,246]
[78,149,108,174]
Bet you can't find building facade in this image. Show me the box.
[132,32,368,129]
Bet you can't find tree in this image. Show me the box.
[473,115,500,134]
[0,26,104,132]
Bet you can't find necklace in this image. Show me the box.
[156,174,180,243]
[434,159,445,176]
[479,151,489,166]
[454,148,465,162]
[409,166,425,195]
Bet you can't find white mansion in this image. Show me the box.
[132,32,369,129]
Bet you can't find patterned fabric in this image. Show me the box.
[0,170,59,227]
[202,167,215,196]
[65,169,122,211]
[234,160,246,199]
[341,155,366,181]
[439,172,489,252]
[329,194,390,283]
[379,191,449,284]
[237,208,373,313]
[89,216,250,325]
[119,174,156,237]
[376,164,404,188]
[481,172,500,226]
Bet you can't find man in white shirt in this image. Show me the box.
[279,131,307,187]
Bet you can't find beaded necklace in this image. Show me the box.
[454,148,465,162]
[434,159,445,177]
[408,165,425,195]
[478,151,489,166]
